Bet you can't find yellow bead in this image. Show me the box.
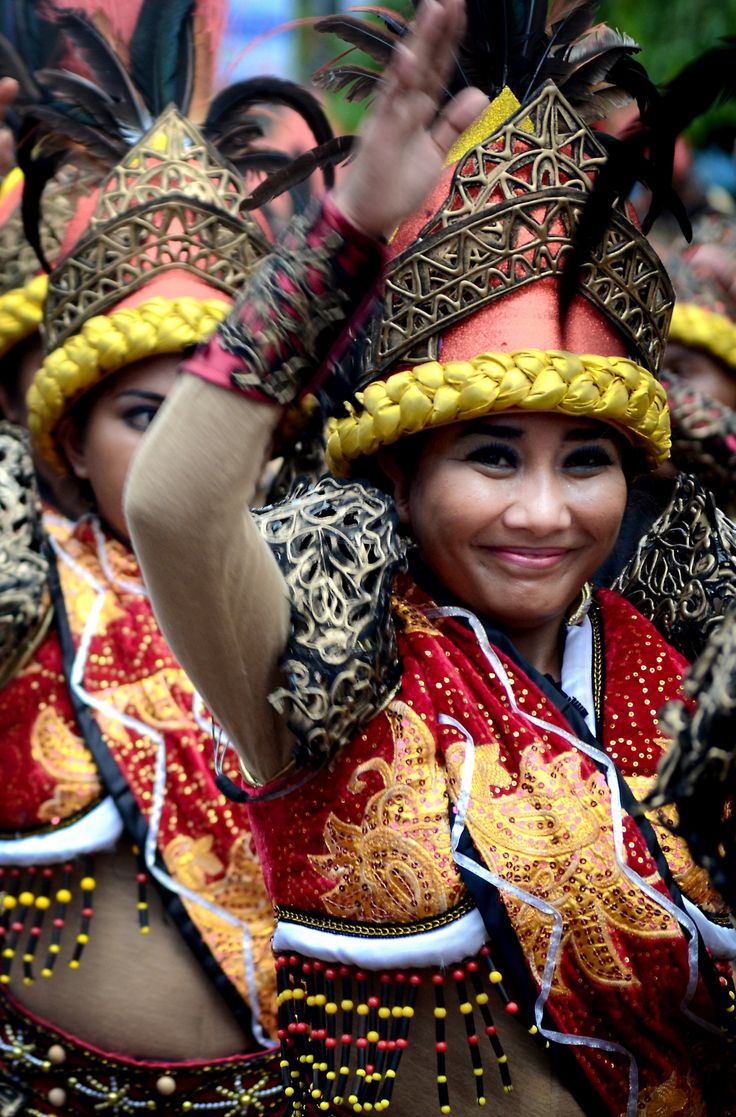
[367,1031,379,1043]
[3,896,16,910]
[378,1007,391,1019]
[325,1003,338,1014]
[68,959,80,970]
[475,993,489,1005]
[489,971,503,984]
[459,1002,472,1014]
[434,1006,447,1019]
[35,896,51,910]
[80,877,96,891]
[55,889,72,904]
[341,999,353,1011]
[437,1075,447,1084]
[357,1004,369,1016]
[19,892,34,906]
[77,933,89,945]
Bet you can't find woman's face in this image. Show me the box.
[59,353,179,541]
[390,412,628,636]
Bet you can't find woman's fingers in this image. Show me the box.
[0,79,18,177]
[430,86,489,160]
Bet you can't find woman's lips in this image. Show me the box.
[483,546,572,570]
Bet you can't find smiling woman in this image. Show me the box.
[127,1,736,1115]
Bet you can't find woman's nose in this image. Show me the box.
[502,473,573,534]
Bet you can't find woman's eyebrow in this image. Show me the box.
[563,427,615,442]
[112,390,165,403]
[457,422,523,439]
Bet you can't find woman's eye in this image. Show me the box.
[564,445,615,471]
[465,442,518,469]
[122,406,159,433]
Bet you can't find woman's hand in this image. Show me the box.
[0,78,19,178]
[330,0,487,241]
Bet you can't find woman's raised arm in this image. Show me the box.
[125,0,487,784]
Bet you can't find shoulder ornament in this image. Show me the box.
[0,421,52,687]
[613,473,736,661]
[254,476,406,766]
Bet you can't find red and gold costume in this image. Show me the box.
[124,6,736,1116]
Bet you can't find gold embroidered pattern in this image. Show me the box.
[310,700,465,922]
[446,741,676,994]
[31,706,103,822]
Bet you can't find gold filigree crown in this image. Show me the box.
[363,84,674,383]
[44,105,270,355]
[325,85,674,474]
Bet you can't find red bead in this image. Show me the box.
[409,974,422,986]
[296,1022,309,1034]
[480,946,490,956]
[355,971,366,982]
[387,1041,396,1052]
[30,927,41,938]
[368,996,380,1008]
[380,974,391,985]
[395,972,406,984]
[466,961,478,973]
[42,869,53,879]
[431,974,444,985]
[396,1038,408,1050]
[377,1041,387,1051]
[452,969,465,982]
[326,969,336,981]
[485,1025,496,1036]
[339,967,350,978]
[340,1035,352,1045]
[505,1002,519,1015]
[366,1064,375,1075]
[302,962,312,975]
[312,1029,326,1040]
[356,1038,368,1049]
[468,1034,479,1045]
[436,1041,448,1053]
[136,873,147,884]
[52,919,64,929]
[277,1030,288,1040]
[326,1038,337,1049]
[313,960,324,971]
[81,908,93,919]
[11,922,23,934]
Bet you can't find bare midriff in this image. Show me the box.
[10,843,251,1061]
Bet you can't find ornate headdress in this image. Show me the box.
[319,2,736,476]
[9,0,339,466]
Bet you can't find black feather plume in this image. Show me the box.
[243,136,355,209]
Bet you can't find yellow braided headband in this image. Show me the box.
[326,349,671,476]
[0,275,48,362]
[668,302,736,372]
[28,295,230,468]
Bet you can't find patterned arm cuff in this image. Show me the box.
[182,195,388,408]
